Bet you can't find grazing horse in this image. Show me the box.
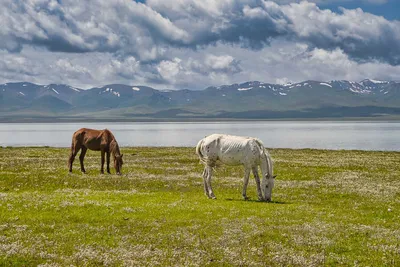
[196,134,275,201]
[68,128,123,175]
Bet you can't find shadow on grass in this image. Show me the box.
[225,198,289,204]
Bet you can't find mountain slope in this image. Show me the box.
[1,79,399,120]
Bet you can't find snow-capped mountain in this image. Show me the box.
[1,79,399,120]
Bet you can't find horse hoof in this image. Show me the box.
[243,196,249,201]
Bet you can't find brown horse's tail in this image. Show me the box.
[68,130,79,170]
[70,130,81,151]
[70,134,75,151]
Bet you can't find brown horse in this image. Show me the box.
[68,128,123,175]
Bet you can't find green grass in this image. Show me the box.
[0,147,399,266]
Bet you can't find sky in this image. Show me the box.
[1,0,400,89]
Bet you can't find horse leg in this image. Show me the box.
[205,166,216,199]
[202,167,210,198]
[68,143,81,173]
[252,166,263,201]
[100,150,105,174]
[242,168,251,200]
[106,152,111,174]
[79,147,87,173]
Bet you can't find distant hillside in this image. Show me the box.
[1,79,400,121]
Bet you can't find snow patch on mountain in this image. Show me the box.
[320,83,332,87]
[369,79,388,84]
[70,86,80,92]
[132,87,140,91]
[52,88,60,95]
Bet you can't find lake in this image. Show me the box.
[0,121,399,151]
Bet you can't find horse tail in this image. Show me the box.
[68,130,81,170]
[70,129,85,153]
[70,130,79,151]
[196,138,207,165]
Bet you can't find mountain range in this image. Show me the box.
[1,79,400,121]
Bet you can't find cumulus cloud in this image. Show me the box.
[148,0,400,64]
[0,0,190,61]
[268,0,388,4]
[1,0,399,65]
[0,0,399,89]
[156,58,183,83]
[0,54,40,81]
[1,41,400,90]
[282,2,400,65]
[204,55,242,73]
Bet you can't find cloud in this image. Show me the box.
[1,41,400,90]
[156,58,183,83]
[148,0,400,64]
[1,0,399,65]
[282,2,400,65]
[1,0,399,89]
[265,0,388,4]
[0,54,40,81]
[204,55,242,73]
[0,0,190,61]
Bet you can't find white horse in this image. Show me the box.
[195,134,276,201]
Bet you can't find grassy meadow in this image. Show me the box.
[0,147,399,266]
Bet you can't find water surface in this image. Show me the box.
[0,121,399,151]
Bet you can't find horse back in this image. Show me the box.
[71,128,114,151]
[201,134,260,166]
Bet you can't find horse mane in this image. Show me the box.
[109,138,121,158]
[254,138,273,177]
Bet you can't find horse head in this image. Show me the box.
[114,154,123,175]
[262,174,276,202]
